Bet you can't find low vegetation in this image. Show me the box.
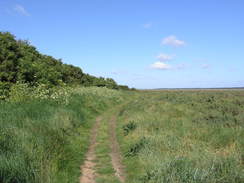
[0,86,125,183]
[117,90,244,183]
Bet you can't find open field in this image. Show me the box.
[1,89,244,183]
[1,1,244,182]
[117,90,244,183]
[1,1,243,182]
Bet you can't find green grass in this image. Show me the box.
[0,87,125,183]
[117,90,244,183]
[95,110,121,183]
[1,88,244,183]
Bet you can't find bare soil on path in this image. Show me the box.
[80,117,102,183]
[80,109,126,183]
[109,115,126,183]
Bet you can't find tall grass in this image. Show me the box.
[0,86,124,183]
[117,90,244,183]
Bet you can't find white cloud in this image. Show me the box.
[151,61,171,70]
[13,4,30,16]
[162,35,185,47]
[143,23,152,29]
[157,53,173,62]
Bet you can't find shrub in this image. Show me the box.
[122,121,137,136]
[125,137,148,157]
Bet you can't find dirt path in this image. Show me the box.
[80,110,126,183]
[109,115,126,183]
[80,117,102,183]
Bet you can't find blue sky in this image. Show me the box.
[0,0,243,89]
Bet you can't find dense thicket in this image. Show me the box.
[0,32,129,91]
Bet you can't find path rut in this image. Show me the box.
[80,117,102,183]
[80,110,126,183]
[109,115,126,183]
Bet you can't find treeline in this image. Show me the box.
[0,32,130,94]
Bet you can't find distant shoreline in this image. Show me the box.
[141,87,244,91]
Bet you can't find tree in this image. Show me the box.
[0,32,21,83]
[0,32,129,90]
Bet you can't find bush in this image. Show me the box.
[122,121,137,136]
[125,137,148,157]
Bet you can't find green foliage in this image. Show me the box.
[125,137,148,157]
[0,32,21,83]
[118,85,130,90]
[0,31,129,98]
[0,82,11,99]
[122,121,137,136]
[7,82,72,104]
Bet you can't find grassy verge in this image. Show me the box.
[0,87,124,183]
[95,109,121,183]
[117,90,244,183]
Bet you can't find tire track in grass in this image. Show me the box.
[80,117,102,183]
[109,115,126,183]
